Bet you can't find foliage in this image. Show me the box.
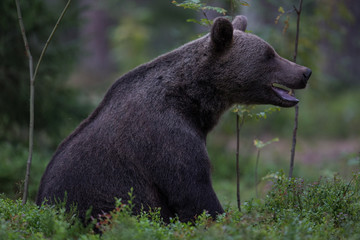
[172,0,227,26]
[0,0,91,145]
[0,142,49,201]
[233,105,281,123]
[107,0,197,74]
[265,171,360,236]
[254,138,279,149]
[172,0,227,14]
[0,196,94,239]
[275,6,291,34]
[253,137,279,197]
[171,0,250,26]
[256,0,358,89]
[1,173,360,239]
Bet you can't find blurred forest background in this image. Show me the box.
[0,0,359,206]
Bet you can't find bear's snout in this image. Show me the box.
[301,68,312,87]
[303,68,312,81]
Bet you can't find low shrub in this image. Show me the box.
[2,172,359,239]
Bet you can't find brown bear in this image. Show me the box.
[36,16,311,222]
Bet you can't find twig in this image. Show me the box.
[289,0,303,179]
[343,175,355,197]
[255,149,260,198]
[230,0,235,20]
[15,0,32,64]
[289,104,299,179]
[33,0,72,81]
[15,0,72,204]
[15,0,35,205]
[292,2,302,63]
[236,114,244,211]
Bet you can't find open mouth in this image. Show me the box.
[271,83,299,103]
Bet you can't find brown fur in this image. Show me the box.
[36,16,311,222]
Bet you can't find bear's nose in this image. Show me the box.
[303,68,312,80]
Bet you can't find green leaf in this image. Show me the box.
[278,6,285,14]
[232,1,250,7]
[254,137,279,149]
[232,105,280,123]
[256,112,266,119]
[200,18,213,26]
[262,170,285,181]
[203,6,227,15]
[172,1,203,11]
[186,18,201,24]
[186,18,211,26]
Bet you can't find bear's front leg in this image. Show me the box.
[153,142,224,222]
[171,177,224,222]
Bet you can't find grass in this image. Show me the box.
[1,137,359,239]
[1,171,360,239]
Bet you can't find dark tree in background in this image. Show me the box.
[318,0,360,89]
[0,0,90,146]
[249,0,359,90]
[71,0,196,90]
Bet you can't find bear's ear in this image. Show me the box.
[232,15,247,32]
[211,17,233,51]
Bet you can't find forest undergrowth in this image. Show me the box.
[1,171,360,239]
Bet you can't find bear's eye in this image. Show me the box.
[265,48,275,60]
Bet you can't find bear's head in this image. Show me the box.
[210,16,311,108]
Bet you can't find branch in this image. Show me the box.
[293,5,300,15]
[289,104,299,178]
[15,0,72,204]
[293,0,303,63]
[289,0,303,179]
[15,0,33,82]
[33,0,72,81]
[255,149,260,198]
[236,114,244,211]
[15,0,35,205]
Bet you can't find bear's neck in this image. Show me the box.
[167,84,231,135]
[163,51,232,135]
